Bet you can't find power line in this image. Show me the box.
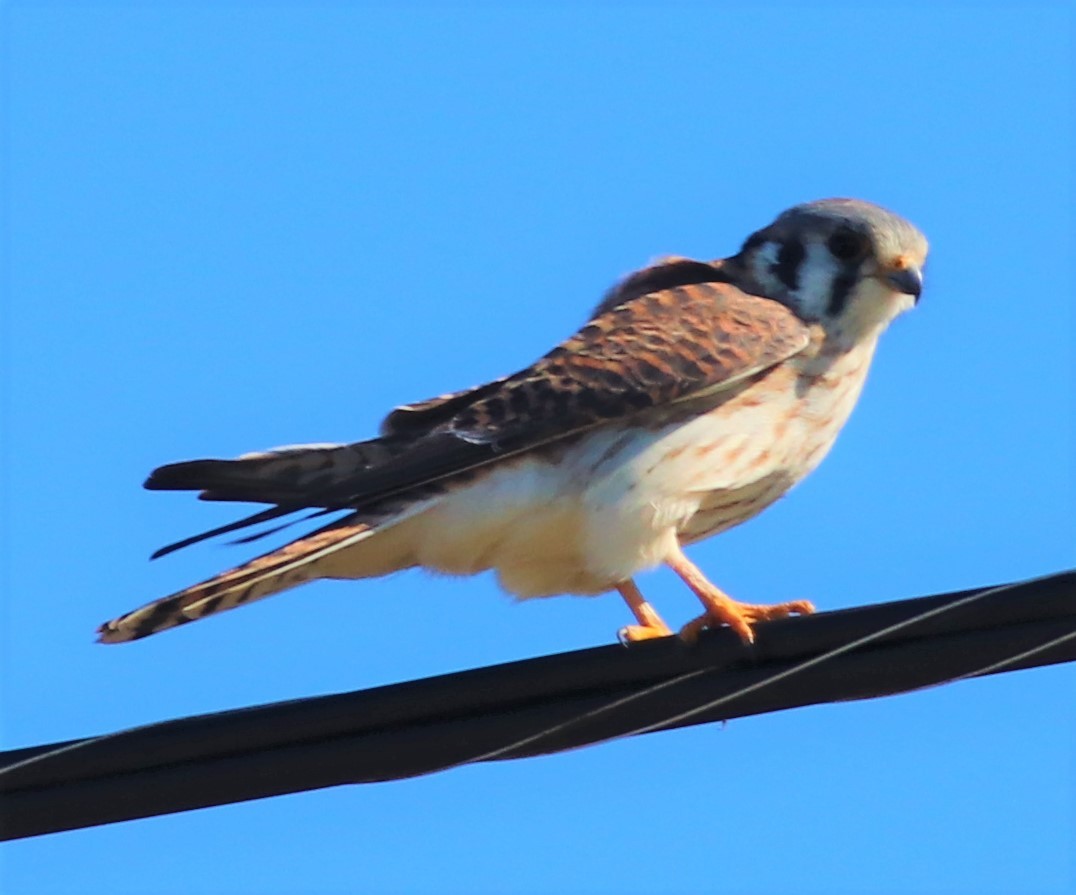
[1,569,1073,841]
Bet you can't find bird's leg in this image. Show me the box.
[616,579,673,642]
[667,542,814,644]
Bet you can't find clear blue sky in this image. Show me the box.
[2,4,1073,893]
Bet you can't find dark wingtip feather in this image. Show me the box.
[225,508,336,546]
[144,459,228,491]
[149,505,297,559]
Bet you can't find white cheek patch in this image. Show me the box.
[750,241,784,294]
[755,241,781,267]
[794,242,841,319]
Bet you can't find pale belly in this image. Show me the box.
[338,339,876,599]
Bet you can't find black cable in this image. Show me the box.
[1,570,1073,841]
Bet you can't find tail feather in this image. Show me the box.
[98,517,375,643]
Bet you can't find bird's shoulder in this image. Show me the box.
[385,258,812,445]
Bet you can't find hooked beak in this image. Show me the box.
[884,264,923,302]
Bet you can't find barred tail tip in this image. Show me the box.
[96,598,197,644]
[96,518,380,644]
[96,620,127,644]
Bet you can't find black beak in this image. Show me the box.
[886,267,923,302]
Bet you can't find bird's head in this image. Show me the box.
[730,198,928,346]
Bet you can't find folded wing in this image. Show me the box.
[145,272,811,555]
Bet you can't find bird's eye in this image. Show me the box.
[827,228,867,262]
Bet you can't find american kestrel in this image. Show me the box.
[98,198,927,645]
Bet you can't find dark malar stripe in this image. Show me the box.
[773,240,804,291]
[827,268,859,315]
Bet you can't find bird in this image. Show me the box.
[98,198,927,646]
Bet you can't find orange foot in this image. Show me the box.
[666,542,814,644]
[616,580,674,644]
[679,597,815,644]
[619,623,673,643]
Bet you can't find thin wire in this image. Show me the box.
[0,733,116,782]
[912,628,1076,691]
[455,667,716,766]
[614,578,1037,740]
[457,575,1061,766]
